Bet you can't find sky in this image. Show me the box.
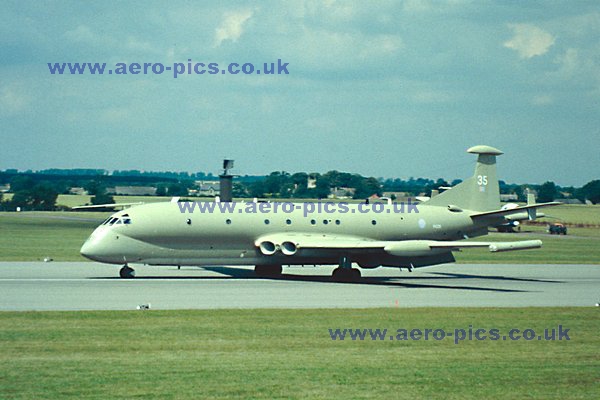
[1,0,599,186]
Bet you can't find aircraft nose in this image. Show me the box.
[80,228,138,264]
[80,228,112,262]
[80,237,101,261]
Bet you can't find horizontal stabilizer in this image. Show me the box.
[470,202,561,219]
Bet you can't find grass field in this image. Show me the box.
[1,206,599,263]
[0,307,597,399]
[454,226,600,264]
[539,204,600,226]
[0,212,108,261]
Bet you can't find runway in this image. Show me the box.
[0,262,598,311]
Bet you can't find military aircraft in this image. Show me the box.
[80,145,559,280]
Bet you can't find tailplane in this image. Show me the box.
[425,145,502,212]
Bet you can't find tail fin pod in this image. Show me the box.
[425,145,502,212]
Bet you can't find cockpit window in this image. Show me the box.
[105,215,132,226]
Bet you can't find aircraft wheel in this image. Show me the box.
[331,267,340,279]
[332,267,359,282]
[119,266,135,279]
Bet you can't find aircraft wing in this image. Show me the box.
[470,202,561,220]
[72,202,143,210]
[255,233,542,257]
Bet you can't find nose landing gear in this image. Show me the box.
[119,265,135,279]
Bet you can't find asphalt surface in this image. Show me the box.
[0,262,598,311]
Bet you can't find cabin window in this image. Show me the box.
[226,219,232,225]
[286,219,292,225]
[335,220,341,225]
[186,219,192,225]
[264,219,270,225]
[371,220,377,225]
[310,219,316,225]
[323,220,329,225]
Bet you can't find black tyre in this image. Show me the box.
[119,266,135,279]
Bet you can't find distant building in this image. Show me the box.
[109,186,157,196]
[383,191,411,200]
[195,181,220,197]
[500,193,518,202]
[559,191,574,198]
[328,187,355,199]
[0,184,10,193]
[307,176,317,189]
[559,198,583,205]
[69,187,87,195]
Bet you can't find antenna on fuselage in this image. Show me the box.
[219,159,235,202]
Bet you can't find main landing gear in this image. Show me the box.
[255,264,282,278]
[119,265,135,279]
[331,256,361,282]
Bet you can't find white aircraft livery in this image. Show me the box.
[81,145,559,280]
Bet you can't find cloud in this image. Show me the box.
[100,107,130,123]
[411,89,454,104]
[360,34,403,56]
[550,48,600,97]
[63,24,103,45]
[504,24,555,59]
[0,82,30,115]
[62,24,160,58]
[554,48,579,78]
[214,9,253,47]
[531,94,554,106]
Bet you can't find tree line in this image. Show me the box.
[1,169,599,211]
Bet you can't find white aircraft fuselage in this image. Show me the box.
[81,200,478,267]
[80,145,557,280]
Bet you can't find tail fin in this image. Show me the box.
[526,188,537,220]
[425,145,502,212]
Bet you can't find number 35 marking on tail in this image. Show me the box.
[477,175,488,186]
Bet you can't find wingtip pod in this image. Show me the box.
[489,240,542,252]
